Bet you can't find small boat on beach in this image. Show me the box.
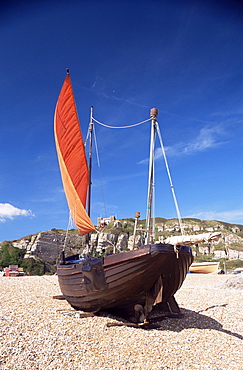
[232,267,243,274]
[54,71,195,323]
[2,265,25,277]
[189,261,220,274]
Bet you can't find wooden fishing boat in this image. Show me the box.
[189,261,220,274]
[54,71,193,323]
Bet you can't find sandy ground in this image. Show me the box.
[0,274,242,370]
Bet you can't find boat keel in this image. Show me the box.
[155,295,184,317]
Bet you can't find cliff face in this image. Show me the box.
[13,232,85,266]
[213,249,243,259]
[10,221,243,270]
[11,231,146,268]
[90,232,144,253]
[196,233,243,259]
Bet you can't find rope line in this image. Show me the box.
[69,114,184,243]
[63,211,75,251]
[92,117,151,129]
[93,123,107,218]
[156,121,184,235]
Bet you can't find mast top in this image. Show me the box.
[150,108,158,119]
[66,68,70,75]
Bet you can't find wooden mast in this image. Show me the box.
[145,108,158,244]
[87,106,94,218]
[86,106,94,251]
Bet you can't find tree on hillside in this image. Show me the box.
[0,243,25,267]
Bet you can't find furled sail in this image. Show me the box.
[165,232,221,246]
[54,73,95,235]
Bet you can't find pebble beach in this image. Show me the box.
[0,274,242,370]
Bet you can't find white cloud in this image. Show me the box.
[186,210,243,224]
[138,124,227,164]
[0,203,34,222]
[182,125,226,154]
[166,124,226,157]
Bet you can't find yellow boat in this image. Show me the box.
[189,262,219,274]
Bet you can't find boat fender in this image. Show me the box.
[174,245,181,258]
[81,258,108,292]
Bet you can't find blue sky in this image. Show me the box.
[0,0,243,241]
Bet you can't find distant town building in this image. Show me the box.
[97,216,116,228]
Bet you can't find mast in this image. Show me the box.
[85,107,94,252]
[145,108,158,244]
[132,212,140,250]
[87,106,94,217]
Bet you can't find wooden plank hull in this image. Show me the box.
[57,243,193,314]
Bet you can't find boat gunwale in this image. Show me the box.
[57,243,193,272]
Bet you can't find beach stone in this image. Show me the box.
[0,274,242,369]
[222,275,243,290]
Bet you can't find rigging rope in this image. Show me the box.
[85,116,152,220]
[156,121,185,235]
[63,211,75,251]
[83,113,184,237]
[84,130,89,147]
[93,123,107,218]
[92,117,151,129]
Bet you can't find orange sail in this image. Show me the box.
[54,73,95,235]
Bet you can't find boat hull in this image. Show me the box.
[189,262,219,274]
[57,243,193,315]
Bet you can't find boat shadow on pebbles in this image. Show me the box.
[164,306,243,341]
[110,306,243,339]
[60,305,243,340]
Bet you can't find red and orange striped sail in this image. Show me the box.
[54,73,95,235]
